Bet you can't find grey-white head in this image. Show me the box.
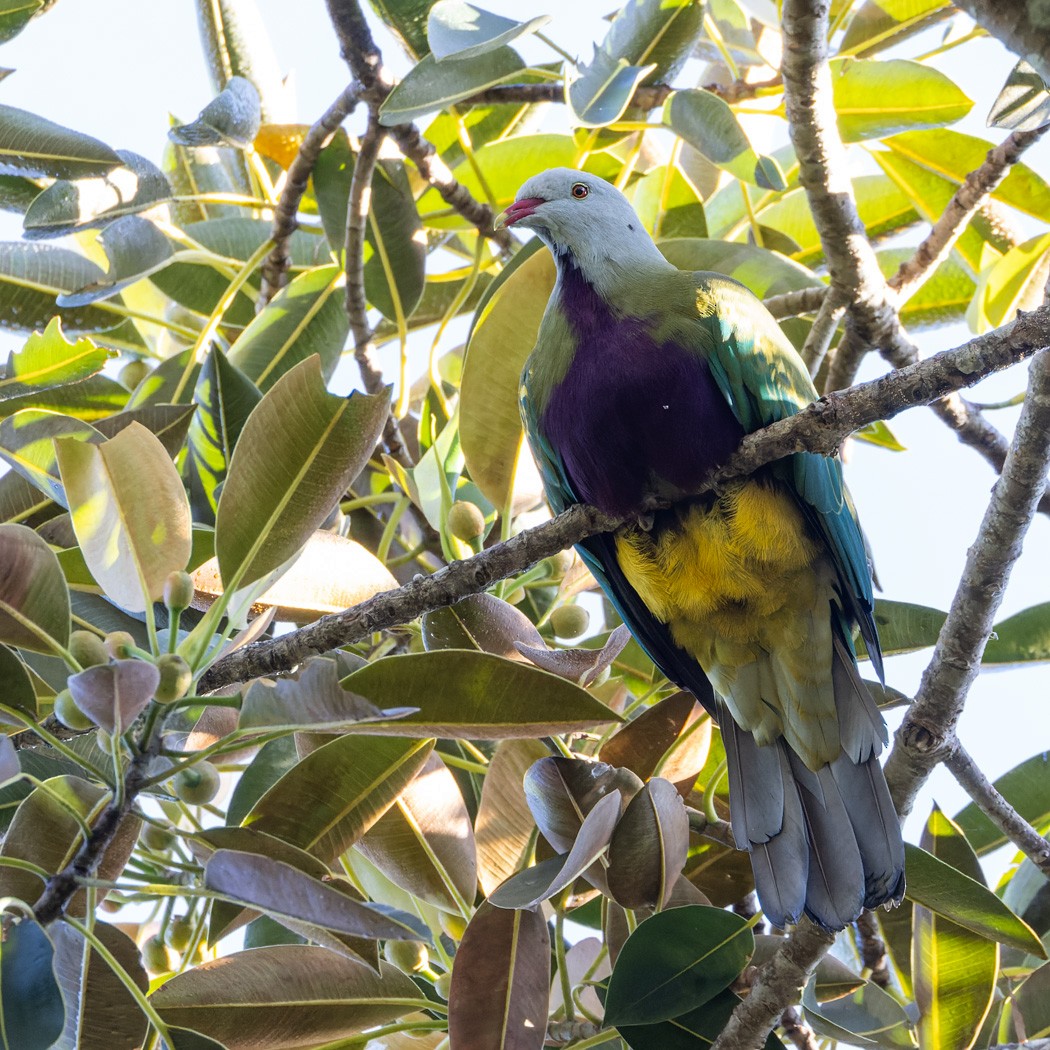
[495,168,670,296]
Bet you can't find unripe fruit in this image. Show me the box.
[383,939,428,973]
[549,549,575,578]
[142,934,176,975]
[104,631,136,660]
[550,604,590,639]
[118,359,150,392]
[446,501,486,544]
[505,587,526,606]
[53,688,94,731]
[141,823,175,852]
[439,912,468,941]
[68,630,107,669]
[173,761,221,805]
[163,570,195,614]
[154,654,192,704]
[433,970,453,1000]
[165,916,194,953]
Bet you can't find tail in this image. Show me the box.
[719,641,905,931]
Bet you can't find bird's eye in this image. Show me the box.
[571,183,589,199]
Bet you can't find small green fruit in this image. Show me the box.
[505,587,526,606]
[383,939,428,973]
[53,688,94,731]
[142,934,176,975]
[163,570,195,614]
[548,549,575,578]
[118,359,150,392]
[104,631,136,660]
[165,916,195,953]
[68,630,107,669]
[154,654,192,704]
[446,501,486,544]
[433,970,453,1000]
[141,823,175,852]
[550,604,590,639]
[173,761,221,805]
[439,912,468,940]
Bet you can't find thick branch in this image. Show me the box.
[259,83,361,307]
[711,919,834,1050]
[197,309,1049,694]
[890,126,1049,301]
[945,743,1050,879]
[885,348,1050,816]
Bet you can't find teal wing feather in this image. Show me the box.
[696,275,883,679]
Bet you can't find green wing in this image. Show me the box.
[695,274,883,678]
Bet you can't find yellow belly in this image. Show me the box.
[615,478,841,766]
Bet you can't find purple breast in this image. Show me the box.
[542,265,745,518]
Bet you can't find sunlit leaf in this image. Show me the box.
[0,318,110,399]
[954,752,1050,854]
[0,409,101,505]
[0,104,120,179]
[170,77,262,149]
[969,232,1050,334]
[422,591,544,659]
[427,1,549,61]
[988,59,1050,132]
[839,0,952,57]
[803,978,916,1048]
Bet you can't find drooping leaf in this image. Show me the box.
[170,77,262,149]
[0,915,65,1050]
[23,150,171,238]
[515,624,631,687]
[0,522,70,654]
[243,735,435,862]
[904,842,1046,955]
[829,57,972,142]
[0,318,110,399]
[913,807,997,1050]
[66,658,160,734]
[447,901,550,1050]
[56,422,192,612]
[378,47,525,126]
[226,264,348,390]
[341,650,621,738]
[604,905,754,1025]
[150,946,422,1049]
[0,104,120,179]
[214,355,389,591]
[427,1,549,61]
[969,232,1050,333]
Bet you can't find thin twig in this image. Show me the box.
[885,348,1050,817]
[196,307,1050,694]
[764,286,828,320]
[890,126,1049,302]
[945,743,1050,878]
[259,82,361,307]
[801,287,846,377]
[855,910,891,989]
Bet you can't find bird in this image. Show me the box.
[495,168,905,931]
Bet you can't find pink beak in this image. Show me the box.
[493,196,546,230]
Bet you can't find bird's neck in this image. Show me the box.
[549,232,673,303]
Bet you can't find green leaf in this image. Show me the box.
[954,752,1050,855]
[150,947,421,1047]
[0,523,70,654]
[125,349,199,409]
[988,59,1050,132]
[0,103,120,180]
[802,978,916,1048]
[657,239,823,299]
[0,409,100,506]
[877,248,975,330]
[904,842,1047,956]
[0,318,110,400]
[0,0,43,45]
[839,0,952,57]
[0,916,65,1050]
[378,47,525,126]
[617,988,783,1049]
[604,905,753,1025]
[427,1,549,61]
[984,602,1050,666]
[0,643,36,725]
[913,808,997,1050]
[341,650,622,738]
[853,420,905,451]
[447,902,550,1050]
[214,355,389,590]
[462,245,553,510]
[366,0,437,59]
[1010,959,1050,1039]
[628,164,707,239]
[664,90,785,190]
[23,150,171,237]
[569,60,656,128]
[857,600,947,660]
[243,735,435,861]
[56,422,192,613]
[227,264,348,390]
[969,232,1050,334]
[185,348,262,523]
[226,735,298,828]
[169,77,261,150]
[830,58,972,142]
[0,242,124,334]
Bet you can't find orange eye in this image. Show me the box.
[571,183,589,199]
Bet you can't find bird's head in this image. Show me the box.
[495,168,667,285]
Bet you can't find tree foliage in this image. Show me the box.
[0,1,1049,1048]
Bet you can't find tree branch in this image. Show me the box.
[855,910,890,989]
[259,82,361,307]
[889,126,1049,302]
[885,348,1050,817]
[780,1006,821,1050]
[950,0,1050,85]
[197,308,1050,694]
[945,743,1050,879]
[763,286,829,320]
[711,919,834,1050]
